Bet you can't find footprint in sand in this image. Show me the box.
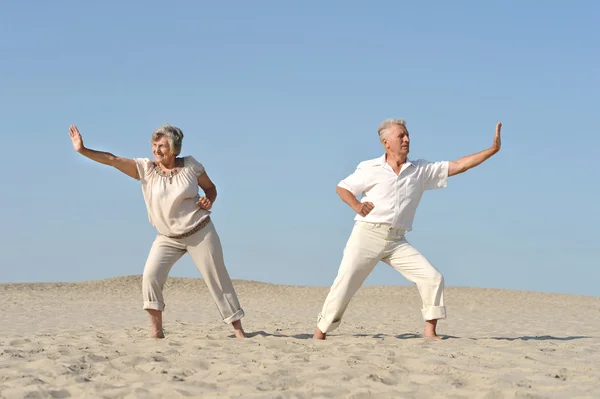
[9,338,32,347]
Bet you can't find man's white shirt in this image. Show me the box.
[337,154,449,231]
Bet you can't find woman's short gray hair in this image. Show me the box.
[378,118,407,139]
[151,124,184,156]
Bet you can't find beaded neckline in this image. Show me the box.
[153,158,185,184]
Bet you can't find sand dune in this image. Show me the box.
[1,276,599,398]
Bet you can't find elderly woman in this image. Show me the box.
[68,124,245,339]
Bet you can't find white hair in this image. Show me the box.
[378,118,407,140]
[151,124,184,156]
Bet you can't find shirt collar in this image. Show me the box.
[375,154,414,168]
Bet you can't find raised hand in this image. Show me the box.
[69,125,85,153]
[492,121,502,152]
[197,196,212,210]
[353,201,374,217]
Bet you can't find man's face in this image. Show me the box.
[382,124,410,155]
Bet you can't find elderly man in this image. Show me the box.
[313,118,502,340]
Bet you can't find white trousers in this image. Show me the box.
[142,220,245,324]
[317,221,445,333]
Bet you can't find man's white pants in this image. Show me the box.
[317,221,446,333]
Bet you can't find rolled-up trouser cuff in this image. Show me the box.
[222,308,245,324]
[143,301,165,312]
[422,305,446,321]
[317,313,341,334]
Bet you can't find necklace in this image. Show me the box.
[154,161,181,184]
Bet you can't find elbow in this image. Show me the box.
[107,154,120,166]
[207,186,217,197]
[449,168,464,177]
[448,162,467,177]
[457,163,470,174]
[336,185,353,197]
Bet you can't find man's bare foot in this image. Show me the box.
[232,320,245,338]
[313,328,326,340]
[424,319,442,340]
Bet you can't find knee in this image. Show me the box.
[430,271,444,287]
[143,269,162,287]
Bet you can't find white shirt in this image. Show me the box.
[337,154,449,231]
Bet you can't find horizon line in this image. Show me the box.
[1,274,598,298]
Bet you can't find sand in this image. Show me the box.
[1,276,599,398]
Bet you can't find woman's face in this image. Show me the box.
[152,136,174,164]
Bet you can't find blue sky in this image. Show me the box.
[1,1,598,297]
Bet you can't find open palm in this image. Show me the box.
[493,122,502,152]
[69,125,84,153]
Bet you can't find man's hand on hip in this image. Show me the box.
[353,202,374,217]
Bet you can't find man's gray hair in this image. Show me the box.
[151,124,184,156]
[378,118,407,140]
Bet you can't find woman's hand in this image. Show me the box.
[196,197,212,210]
[67,124,139,180]
[69,125,85,153]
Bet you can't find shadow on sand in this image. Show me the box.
[352,333,592,341]
[488,335,591,341]
[353,333,460,340]
[235,331,314,340]
[231,331,594,341]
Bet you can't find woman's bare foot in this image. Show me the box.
[151,330,165,339]
[313,328,326,340]
[232,320,245,338]
[147,309,165,339]
[424,319,441,340]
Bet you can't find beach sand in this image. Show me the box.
[1,276,599,398]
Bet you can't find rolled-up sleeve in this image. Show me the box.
[337,163,368,196]
[421,160,449,190]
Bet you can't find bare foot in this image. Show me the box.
[147,309,164,339]
[232,320,246,338]
[424,319,442,340]
[313,328,326,340]
[151,330,165,339]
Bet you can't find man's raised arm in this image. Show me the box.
[448,122,502,177]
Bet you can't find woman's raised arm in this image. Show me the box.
[69,125,139,180]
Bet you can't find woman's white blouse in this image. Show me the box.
[134,155,210,236]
